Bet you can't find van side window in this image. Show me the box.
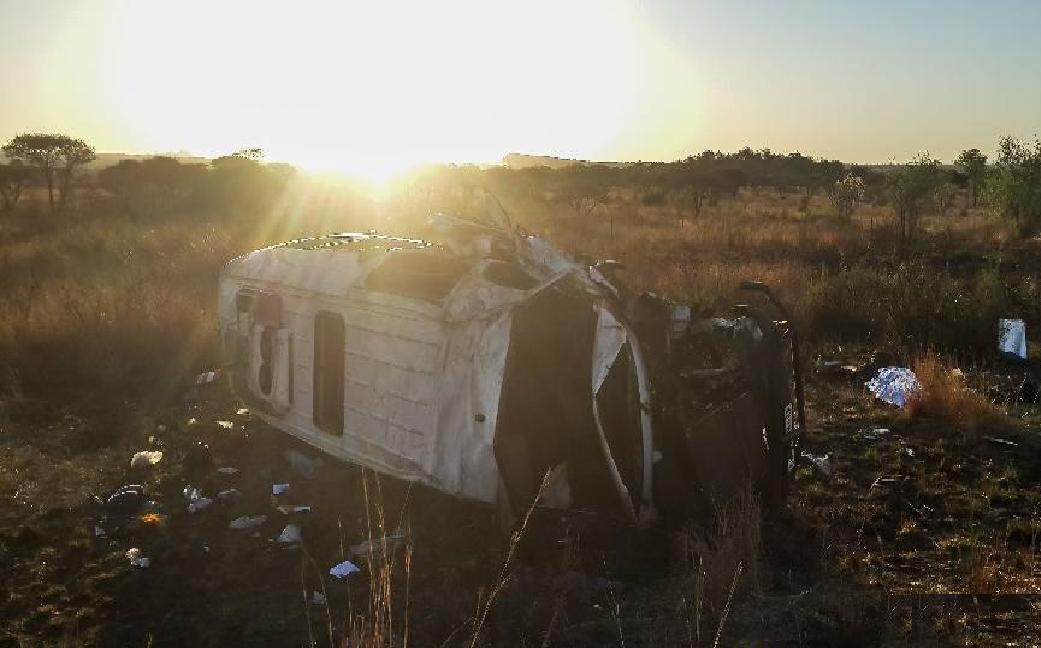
[313,311,345,435]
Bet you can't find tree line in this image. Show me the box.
[2,131,1039,242]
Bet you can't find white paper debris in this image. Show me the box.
[278,524,303,544]
[272,483,290,496]
[229,515,267,530]
[276,505,312,515]
[195,370,220,384]
[216,466,239,476]
[1000,319,1027,360]
[236,408,250,416]
[94,526,107,538]
[125,547,150,568]
[330,560,361,578]
[129,450,163,470]
[865,367,920,407]
[217,420,234,430]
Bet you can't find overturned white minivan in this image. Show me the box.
[219,211,805,526]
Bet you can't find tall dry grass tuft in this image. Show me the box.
[906,353,1018,438]
[342,470,412,648]
[678,483,762,645]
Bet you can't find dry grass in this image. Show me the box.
[677,484,762,645]
[906,353,1019,437]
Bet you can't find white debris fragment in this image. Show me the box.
[217,489,241,501]
[800,452,832,477]
[125,547,150,568]
[94,526,107,538]
[217,420,234,430]
[216,466,239,476]
[183,486,213,512]
[272,483,290,496]
[236,408,250,416]
[999,319,1027,360]
[865,367,920,407]
[187,418,197,426]
[129,450,163,470]
[278,524,303,544]
[229,515,267,530]
[330,560,361,579]
[196,370,220,384]
[276,505,312,515]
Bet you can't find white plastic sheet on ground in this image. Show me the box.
[330,560,361,579]
[865,367,920,407]
[1000,318,1027,359]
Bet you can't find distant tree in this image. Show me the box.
[987,136,1041,236]
[954,148,987,207]
[828,172,865,220]
[886,153,941,243]
[1,133,95,213]
[934,180,957,216]
[0,161,33,212]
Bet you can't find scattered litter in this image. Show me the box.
[229,515,267,530]
[140,512,165,526]
[196,370,220,385]
[862,427,890,441]
[278,524,303,544]
[272,483,290,496]
[276,505,312,515]
[311,591,327,606]
[865,367,920,407]
[187,418,197,425]
[183,486,213,513]
[94,526,107,538]
[285,449,322,479]
[106,485,145,514]
[125,547,150,568]
[904,447,915,457]
[349,532,406,560]
[217,420,234,430]
[129,450,163,470]
[984,436,1018,448]
[217,489,241,501]
[999,318,1027,360]
[217,466,239,476]
[236,408,250,416]
[800,452,832,477]
[330,560,361,579]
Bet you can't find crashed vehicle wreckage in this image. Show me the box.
[219,208,806,528]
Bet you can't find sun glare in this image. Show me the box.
[93,0,697,181]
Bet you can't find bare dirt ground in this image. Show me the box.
[3,357,1041,647]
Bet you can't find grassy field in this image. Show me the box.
[2,171,1041,646]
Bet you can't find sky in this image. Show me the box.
[1,0,1039,179]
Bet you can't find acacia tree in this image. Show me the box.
[2,133,96,213]
[0,161,33,212]
[886,153,940,243]
[988,136,1041,236]
[954,148,987,207]
[829,172,865,220]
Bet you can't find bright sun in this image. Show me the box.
[100,0,690,183]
